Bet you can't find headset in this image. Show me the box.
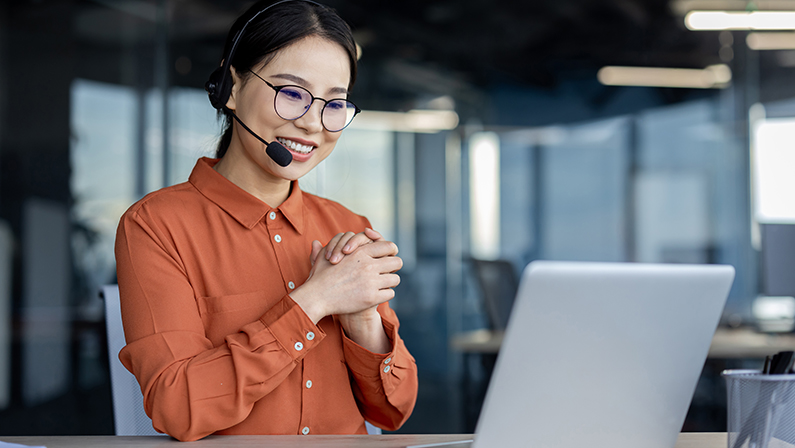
[205,0,323,166]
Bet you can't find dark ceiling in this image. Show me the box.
[177,1,725,109]
[333,0,725,112]
[341,0,718,85]
[16,0,775,121]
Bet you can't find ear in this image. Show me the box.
[225,66,241,111]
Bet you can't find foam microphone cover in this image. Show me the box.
[266,141,293,167]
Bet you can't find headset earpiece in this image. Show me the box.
[206,66,231,110]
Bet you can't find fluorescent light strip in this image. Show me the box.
[672,0,795,16]
[746,31,795,49]
[686,11,795,30]
[348,110,459,133]
[597,65,731,89]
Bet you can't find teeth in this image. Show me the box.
[277,137,314,154]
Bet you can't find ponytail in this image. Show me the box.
[215,114,233,158]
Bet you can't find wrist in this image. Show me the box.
[340,308,382,336]
[341,310,390,354]
[289,285,326,324]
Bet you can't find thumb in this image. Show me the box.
[310,240,323,266]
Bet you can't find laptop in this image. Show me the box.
[409,261,735,448]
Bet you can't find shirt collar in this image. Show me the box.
[189,157,305,234]
[279,180,305,234]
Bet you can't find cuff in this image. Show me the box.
[257,294,326,362]
[342,317,412,397]
[342,317,397,377]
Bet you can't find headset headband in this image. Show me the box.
[205,0,322,110]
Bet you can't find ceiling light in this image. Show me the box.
[686,11,795,30]
[355,43,363,61]
[348,110,459,133]
[746,31,795,49]
[597,65,731,89]
[672,0,795,16]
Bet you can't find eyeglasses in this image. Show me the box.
[249,71,361,132]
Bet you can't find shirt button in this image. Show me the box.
[302,427,310,435]
[306,331,315,341]
[269,211,276,220]
[294,342,303,351]
[384,357,392,364]
[306,380,313,389]
[274,234,282,243]
[288,281,295,289]
[384,365,391,373]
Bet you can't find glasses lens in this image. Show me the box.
[322,100,358,132]
[274,86,311,120]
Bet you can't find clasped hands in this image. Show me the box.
[290,228,401,352]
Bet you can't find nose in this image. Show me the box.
[293,98,324,134]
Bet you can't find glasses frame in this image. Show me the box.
[248,70,361,132]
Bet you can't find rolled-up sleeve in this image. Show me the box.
[341,302,418,430]
[116,208,323,441]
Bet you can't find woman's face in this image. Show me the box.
[226,35,351,182]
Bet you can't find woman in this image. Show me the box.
[114,0,418,441]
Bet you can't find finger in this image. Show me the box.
[329,231,356,263]
[378,273,401,289]
[376,287,396,302]
[359,240,399,259]
[342,232,374,254]
[364,227,384,242]
[310,240,323,266]
[325,233,345,260]
[375,255,403,274]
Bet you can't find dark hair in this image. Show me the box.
[214,0,358,158]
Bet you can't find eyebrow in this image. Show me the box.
[270,73,349,96]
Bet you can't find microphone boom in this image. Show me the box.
[227,109,293,167]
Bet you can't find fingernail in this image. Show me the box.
[343,244,351,252]
[325,251,331,259]
[331,255,340,263]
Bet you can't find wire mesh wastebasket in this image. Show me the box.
[723,369,795,448]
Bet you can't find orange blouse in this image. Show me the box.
[115,157,418,441]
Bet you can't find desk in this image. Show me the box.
[0,433,727,447]
[450,327,795,358]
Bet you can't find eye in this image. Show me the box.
[326,100,346,111]
[280,87,307,102]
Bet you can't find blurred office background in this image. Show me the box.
[2,0,795,436]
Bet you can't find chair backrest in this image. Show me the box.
[469,258,519,331]
[103,284,382,436]
[101,284,161,436]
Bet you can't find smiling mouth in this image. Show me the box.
[277,137,315,155]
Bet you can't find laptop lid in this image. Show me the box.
[473,261,734,448]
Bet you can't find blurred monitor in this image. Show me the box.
[761,224,795,297]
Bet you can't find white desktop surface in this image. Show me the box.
[0,433,727,448]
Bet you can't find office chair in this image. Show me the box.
[101,284,161,436]
[469,258,519,331]
[102,284,382,436]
